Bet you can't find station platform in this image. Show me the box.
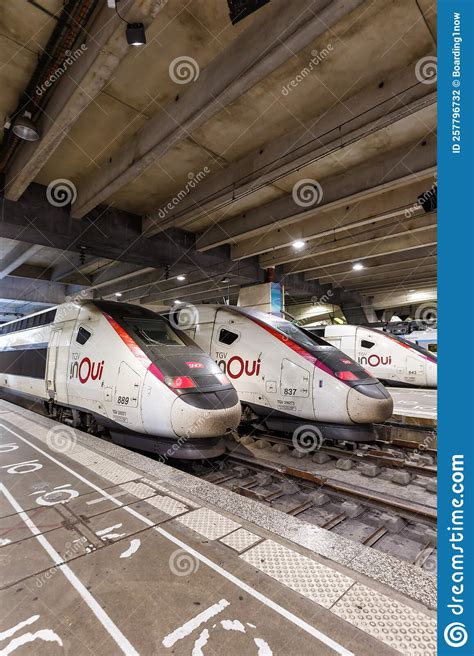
[390,387,437,422]
[0,400,436,655]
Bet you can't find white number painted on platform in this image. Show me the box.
[31,484,80,506]
[0,615,63,654]
[1,460,43,474]
[0,443,19,453]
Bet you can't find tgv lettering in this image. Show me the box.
[70,357,104,383]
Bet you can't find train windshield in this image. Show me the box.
[124,318,187,346]
[243,311,372,381]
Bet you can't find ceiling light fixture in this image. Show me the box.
[12,111,40,141]
[114,1,146,46]
[352,262,364,271]
[177,275,186,281]
[126,23,146,46]
[115,292,122,297]
[174,300,181,304]
[292,240,305,250]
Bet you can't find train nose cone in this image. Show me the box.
[346,382,393,423]
[426,362,437,387]
[170,392,241,439]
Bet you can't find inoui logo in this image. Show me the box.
[70,356,104,384]
[359,354,392,367]
[217,355,261,379]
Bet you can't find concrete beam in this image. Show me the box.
[259,213,436,268]
[0,276,70,305]
[233,174,436,261]
[305,245,437,280]
[263,213,436,268]
[4,0,167,201]
[284,226,437,275]
[316,253,436,283]
[372,288,437,310]
[146,286,242,307]
[0,243,43,279]
[344,277,437,294]
[0,184,235,273]
[146,281,242,306]
[335,263,437,288]
[71,0,365,218]
[4,264,52,282]
[198,137,436,253]
[144,73,436,235]
[93,256,262,299]
[51,257,112,283]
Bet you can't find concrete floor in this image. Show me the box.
[0,401,436,655]
[390,387,437,420]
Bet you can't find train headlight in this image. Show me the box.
[165,376,196,389]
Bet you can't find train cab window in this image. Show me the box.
[76,326,92,345]
[360,339,375,349]
[218,327,240,345]
[128,318,186,346]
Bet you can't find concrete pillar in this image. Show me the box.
[238,282,283,315]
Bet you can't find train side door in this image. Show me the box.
[280,358,311,416]
[46,328,62,397]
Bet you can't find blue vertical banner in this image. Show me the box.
[438,1,474,654]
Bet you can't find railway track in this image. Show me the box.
[190,445,437,573]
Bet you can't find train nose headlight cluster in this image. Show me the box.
[335,371,359,381]
[165,376,196,389]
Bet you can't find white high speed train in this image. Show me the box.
[0,301,241,458]
[171,305,393,442]
[308,325,437,388]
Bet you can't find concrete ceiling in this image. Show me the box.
[0,0,437,324]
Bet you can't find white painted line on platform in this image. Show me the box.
[162,598,230,648]
[0,483,139,656]
[0,424,355,656]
